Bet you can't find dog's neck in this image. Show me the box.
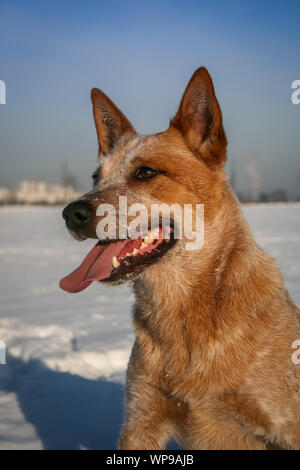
[133,191,283,344]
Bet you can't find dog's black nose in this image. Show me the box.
[62,200,93,230]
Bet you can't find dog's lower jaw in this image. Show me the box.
[100,271,138,286]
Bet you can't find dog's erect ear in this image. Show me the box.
[91,88,136,158]
[170,67,227,166]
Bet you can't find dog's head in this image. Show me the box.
[60,67,228,292]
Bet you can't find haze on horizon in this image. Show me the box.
[0,0,300,199]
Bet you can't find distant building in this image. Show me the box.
[0,187,13,204]
[0,181,80,205]
[258,189,287,203]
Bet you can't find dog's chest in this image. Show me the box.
[135,322,214,399]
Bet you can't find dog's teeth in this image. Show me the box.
[144,231,154,244]
[112,256,120,268]
[125,252,132,257]
[132,248,139,255]
[140,242,147,249]
[151,228,160,239]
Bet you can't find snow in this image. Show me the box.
[0,203,299,449]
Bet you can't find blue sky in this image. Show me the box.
[0,0,300,197]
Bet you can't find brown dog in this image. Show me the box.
[60,67,300,449]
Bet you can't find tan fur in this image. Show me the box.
[67,67,300,449]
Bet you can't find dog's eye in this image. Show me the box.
[135,167,158,180]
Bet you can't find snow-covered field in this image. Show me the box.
[0,204,299,449]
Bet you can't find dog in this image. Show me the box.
[60,67,300,449]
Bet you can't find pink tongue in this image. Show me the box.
[59,241,125,293]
